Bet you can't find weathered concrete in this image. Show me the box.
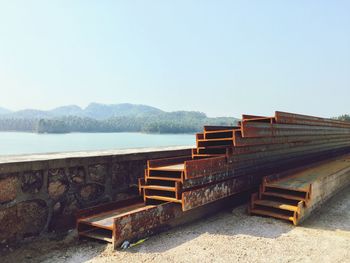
[0,146,191,245]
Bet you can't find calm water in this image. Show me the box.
[0,132,194,156]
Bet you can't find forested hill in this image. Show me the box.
[0,103,238,134]
[336,114,350,122]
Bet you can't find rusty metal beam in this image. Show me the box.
[204,125,239,131]
[241,121,350,138]
[182,176,251,211]
[242,114,269,120]
[275,111,350,128]
[147,155,192,168]
[78,192,250,248]
[233,130,350,147]
[184,156,227,179]
[250,154,350,225]
[77,110,350,248]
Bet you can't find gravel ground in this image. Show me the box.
[2,185,350,263]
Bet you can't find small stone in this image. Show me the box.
[21,171,43,194]
[62,197,79,215]
[80,185,93,200]
[79,184,104,202]
[0,175,19,203]
[89,164,107,183]
[48,181,68,200]
[69,167,85,185]
[121,240,130,249]
[73,176,84,184]
[53,202,62,213]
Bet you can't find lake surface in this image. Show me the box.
[0,132,194,156]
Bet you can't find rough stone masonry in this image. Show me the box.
[0,147,191,245]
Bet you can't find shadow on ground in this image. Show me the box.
[1,232,108,263]
[302,186,350,232]
[126,184,350,254]
[2,185,350,262]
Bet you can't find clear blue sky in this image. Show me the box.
[0,1,349,118]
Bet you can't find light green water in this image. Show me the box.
[0,132,194,156]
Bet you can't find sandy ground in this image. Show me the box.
[2,185,350,263]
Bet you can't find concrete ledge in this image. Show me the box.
[0,146,193,164]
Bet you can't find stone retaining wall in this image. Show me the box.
[0,147,191,244]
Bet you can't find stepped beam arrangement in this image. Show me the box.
[249,154,350,225]
[77,111,350,248]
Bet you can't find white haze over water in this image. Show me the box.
[0,132,194,155]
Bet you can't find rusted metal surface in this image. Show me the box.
[149,163,185,171]
[197,137,235,148]
[183,147,350,190]
[113,202,183,247]
[203,125,239,131]
[182,170,234,189]
[77,197,144,243]
[227,137,350,157]
[196,132,204,142]
[182,176,251,211]
[147,155,192,168]
[275,111,350,128]
[228,141,350,165]
[232,147,350,178]
[238,145,350,170]
[78,192,250,248]
[141,110,350,209]
[184,156,227,179]
[76,196,142,220]
[242,114,268,120]
[204,129,235,140]
[241,121,350,138]
[233,131,350,147]
[250,154,350,225]
[77,110,350,247]
[182,150,344,190]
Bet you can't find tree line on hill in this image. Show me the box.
[0,112,237,134]
[335,114,350,122]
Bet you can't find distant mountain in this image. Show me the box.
[0,107,12,115]
[0,103,166,120]
[49,105,84,117]
[0,103,239,133]
[83,103,164,119]
[7,109,52,119]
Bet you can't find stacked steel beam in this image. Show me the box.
[139,111,350,211]
[249,154,350,225]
